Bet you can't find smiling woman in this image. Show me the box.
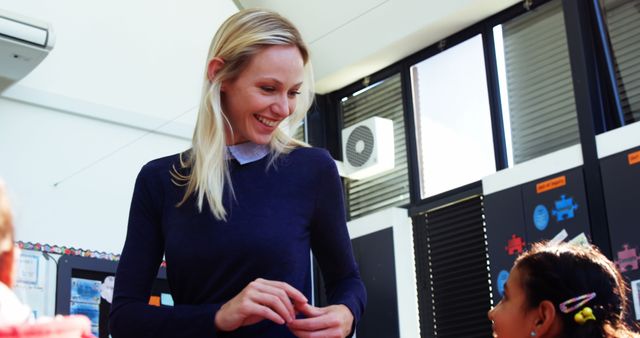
[215,45,305,145]
[108,8,366,338]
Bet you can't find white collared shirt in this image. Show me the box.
[227,142,270,165]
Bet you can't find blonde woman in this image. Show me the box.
[110,9,366,338]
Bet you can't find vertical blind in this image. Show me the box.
[502,0,580,164]
[340,74,410,219]
[412,196,493,338]
[604,0,640,124]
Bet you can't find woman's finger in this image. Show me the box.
[257,278,308,303]
[287,305,353,338]
[294,302,325,317]
[250,280,296,319]
[289,329,327,338]
[244,301,287,325]
[215,278,309,332]
[248,288,294,323]
[287,314,336,331]
[289,326,344,338]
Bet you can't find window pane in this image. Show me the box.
[411,34,496,199]
[603,0,640,124]
[293,119,305,142]
[495,0,580,165]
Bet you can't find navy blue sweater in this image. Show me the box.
[109,147,366,337]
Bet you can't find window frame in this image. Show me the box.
[307,0,627,336]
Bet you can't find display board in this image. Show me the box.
[521,168,590,244]
[13,249,58,318]
[55,255,172,338]
[484,185,526,304]
[600,146,640,322]
[484,167,591,304]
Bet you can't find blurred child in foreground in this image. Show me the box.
[0,180,94,337]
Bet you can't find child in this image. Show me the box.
[0,180,95,337]
[0,180,32,325]
[488,241,640,338]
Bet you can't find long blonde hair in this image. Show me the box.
[171,9,314,220]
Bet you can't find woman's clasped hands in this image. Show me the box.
[214,278,354,338]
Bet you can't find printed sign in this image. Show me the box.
[629,150,640,166]
[536,176,566,194]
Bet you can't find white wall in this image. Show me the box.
[0,97,189,254]
[0,0,237,123]
[347,207,420,338]
[0,0,238,254]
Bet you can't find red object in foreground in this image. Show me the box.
[0,315,95,338]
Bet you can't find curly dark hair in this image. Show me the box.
[514,241,639,338]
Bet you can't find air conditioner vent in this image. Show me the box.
[339,116,394,180]
[345,125,375,167]
[0,9,55,92]
[0,15,49,47]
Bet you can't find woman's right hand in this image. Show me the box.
[214,278,308,332]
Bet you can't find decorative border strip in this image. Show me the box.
[16,241,121,261]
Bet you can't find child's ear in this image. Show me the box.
[533,300,562,336]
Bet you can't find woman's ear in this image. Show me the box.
[207,57,225,83]
[533,300,562,337]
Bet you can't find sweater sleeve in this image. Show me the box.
[309,151,367,335]
[109,165,221,338]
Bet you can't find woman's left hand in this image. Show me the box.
[286,303,354,338]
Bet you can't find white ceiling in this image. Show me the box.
[0,0,239,134]
[0,0,521,129]
[236,0,521,93]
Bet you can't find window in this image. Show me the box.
[603,0,640,124]
[411,34,496,199]
[292,118,306,142]
[340,74,410,219]
[495,0,580,165]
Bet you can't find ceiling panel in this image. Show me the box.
[235,0,520,93]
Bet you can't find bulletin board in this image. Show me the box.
[13,248,59,319]
[484,167,591,305]
[600,146,640,322]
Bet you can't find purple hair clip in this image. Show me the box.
[559,292,596,313]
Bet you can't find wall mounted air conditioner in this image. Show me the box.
[0,9,55,92]
[336,116,395,180]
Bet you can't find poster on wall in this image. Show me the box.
[483,185,526,304]
[600,146,640,324]
[521,168,590,244]
[13,249,58,318]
